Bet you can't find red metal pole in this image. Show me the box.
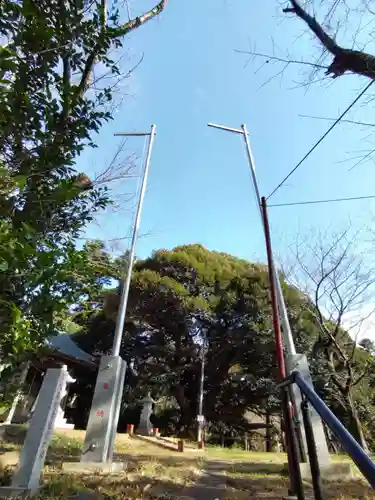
[261,197,305,500]
[261,197,286,379]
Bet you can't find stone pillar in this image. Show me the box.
[0,366,67,497]
[3,362,30,425]
[54,369,76,429]
[137,393,155,436]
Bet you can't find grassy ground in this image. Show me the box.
[0,427,374,499]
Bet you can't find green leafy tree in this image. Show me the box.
[59,242,375,443]
[73,244,321,435]
[0,0,168,366]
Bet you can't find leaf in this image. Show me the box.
[0,259,8,271]
[0,0,167,373]
[13,175,27,189]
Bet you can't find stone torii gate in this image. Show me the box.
[2,332,97,428]
[0,333,98,497]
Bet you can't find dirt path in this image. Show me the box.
[150,459,288,500]
[178,461,229,500]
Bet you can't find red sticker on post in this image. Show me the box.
[103,383,109,389]
[96,410,104,417]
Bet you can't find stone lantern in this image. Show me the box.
[137,392,155,436]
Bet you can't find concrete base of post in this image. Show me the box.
[298,461,352,480]
[80,356,126,464]
[62,461,127,474]
[286,354,331,466]
[282,461,352,481]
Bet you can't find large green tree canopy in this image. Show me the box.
[73,244,327,434]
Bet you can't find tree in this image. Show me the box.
[359,338,375,355]
[239,1,375,84]
[284,227,375,450]
[0,0,168,367]
[233,2,375,174]
[73,244,321,436]
[53,239,125,332]
[282,1,375,81]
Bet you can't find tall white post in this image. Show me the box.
[112,124,156,357]
[207,122,331,466]
[75,125,157,470]
[241,123,296,354]
[197,345,205,444]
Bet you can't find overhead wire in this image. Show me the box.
[267,80,374,201]
[268,194,375,208]
[125,0,131,20]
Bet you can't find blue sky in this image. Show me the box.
[79,0,375,266]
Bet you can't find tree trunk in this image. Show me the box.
[172,385,195,436]
[324,424,338,454]
[348,393,369,453]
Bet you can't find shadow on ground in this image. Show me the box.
[34,472,375,500]
[1,427,374,499]
[0,425,26,446]
[134,435,177,453]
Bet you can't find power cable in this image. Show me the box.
[125,0,131,20]
[268,194,375,208]
[267,80,374,201]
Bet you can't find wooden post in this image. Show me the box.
[178,439,184,452]
[266,409,272,452]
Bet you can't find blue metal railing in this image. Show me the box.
[289,371,375,489]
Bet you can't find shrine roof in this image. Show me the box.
[47,332,95,364]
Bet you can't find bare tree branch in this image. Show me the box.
[284,0,341,56]
[75,0,167,99]
[283,0,375,80]
[283,224,375,451]
[109,0,168,38]
[59,0,71,121]
[93,138,138,187]
[233,49,328,70]
[299,114,375,127]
